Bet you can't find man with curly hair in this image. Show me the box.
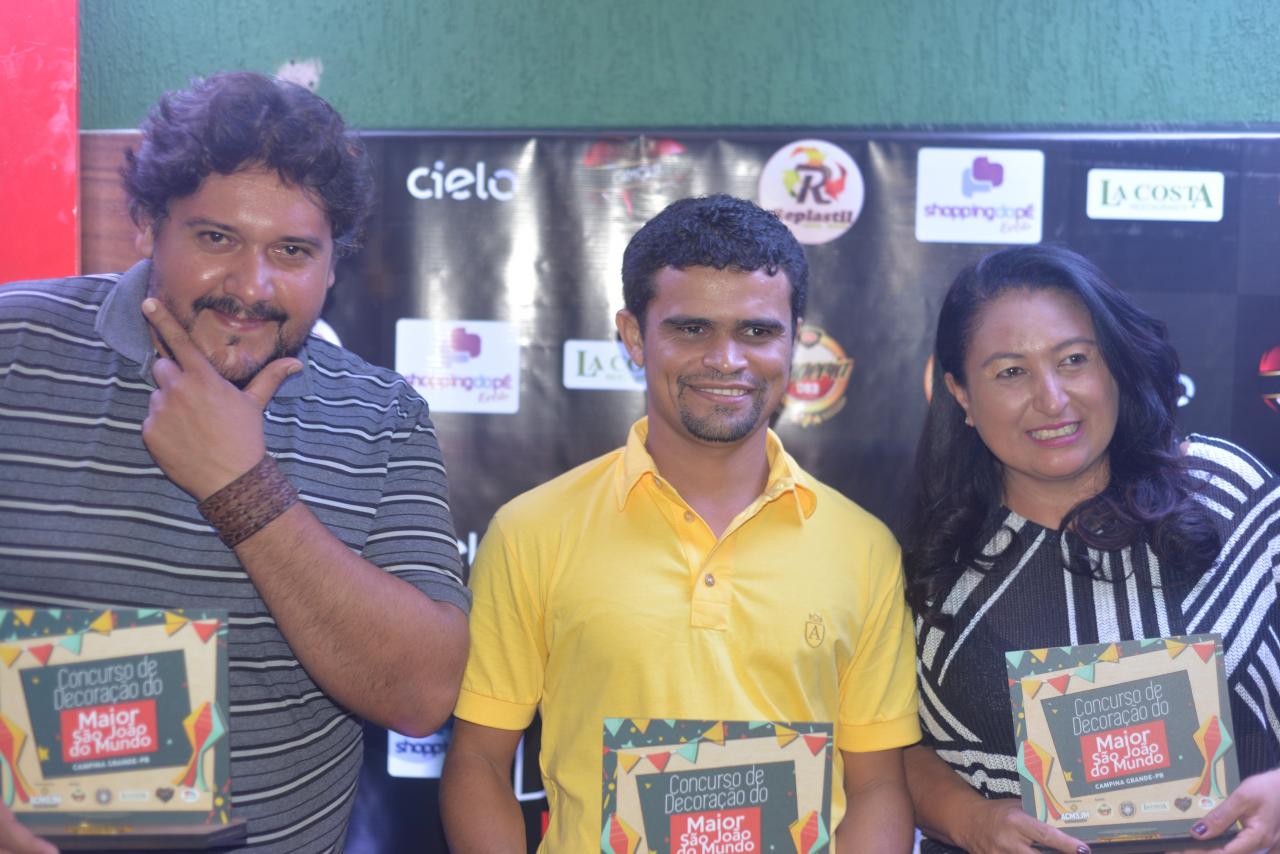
[441,195,920,853]
[0,72,469,852]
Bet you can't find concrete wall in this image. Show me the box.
[82,0,1280,130]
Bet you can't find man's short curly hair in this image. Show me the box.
[621,194,808,333]
[123,71,374,257]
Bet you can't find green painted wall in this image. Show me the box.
[81,0,1280,130]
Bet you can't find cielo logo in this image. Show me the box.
[406,160,516,201]
[783,325,853,427]
[758,139,865,245]
[1087,169,1224,223]
[916,147,1044,244]
[1260,345,1280,413]
[395,319,520,414]
[562,339,645,391]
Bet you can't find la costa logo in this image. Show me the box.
[758,139,865,245]
[407,160,516,201]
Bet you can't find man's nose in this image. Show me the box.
[224,251,275,304]
[703,335,747,374]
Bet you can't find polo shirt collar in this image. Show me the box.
[614,417,818,519]
[96,259,312,398]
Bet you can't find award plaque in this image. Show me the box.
[0,608,243,849]
[601,719,833,854]
[1006,634,1239,853]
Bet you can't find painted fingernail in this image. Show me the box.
[1192,821,1208,835]
[1076,845,1090,854]
[142,299,156,313]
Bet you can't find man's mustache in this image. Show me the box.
[192,295,288,323]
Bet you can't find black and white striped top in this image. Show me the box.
[915,435,1280,852]
[0,263,469,852]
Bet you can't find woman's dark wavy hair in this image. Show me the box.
[903,245,1220,625]
[123,71,374,257]
[621,194,808,333]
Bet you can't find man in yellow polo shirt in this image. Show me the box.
[441,194,920,853]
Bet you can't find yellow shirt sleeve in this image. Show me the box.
[453,514,547,731]
[837,535,922,751]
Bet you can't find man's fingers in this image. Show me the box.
[243,358,302,409]
[142,298,205,371]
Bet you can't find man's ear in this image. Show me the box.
[134,220,157,258]
[615,309,644,368]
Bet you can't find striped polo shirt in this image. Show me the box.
[0,262,469,852]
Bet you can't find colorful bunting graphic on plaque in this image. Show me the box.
[164,612,190,636]
[1190,715,1232,798]
[56,634,82,655]
[646,751,671,772]
[12,611,34,627]
[26,644,53,666]
[1073,663,1095,683]
[701,722,725,746]
[1165,639,1187,659]
[192,620,220,644]
[136,609,161,619]
[1047,674,1071,695]
[604,718,625,738]
[789,809,830,853]
[88,611,116,635]
[1021,678,1043,699]
[673,741,700,764]
[600,812,642,854]
[0,646,19,668]
[775,724,799,748]
[1005,650,1025,669]
[1018,740,1067,822]
[1192,641,1217,663]
[1097,643,1120,663]
[0,713,33,806]
[617,753,642,774]
[1029,648,1049,663]
[632,719,650,734]
[174,702,227,792]
[802,733,828,756]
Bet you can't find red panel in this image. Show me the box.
[0,0,79,281]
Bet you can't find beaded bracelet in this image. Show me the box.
[197,454,299,548]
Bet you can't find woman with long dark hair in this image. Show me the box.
[903,245,1280,854]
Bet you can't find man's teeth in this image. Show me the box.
[703,388,746,396]
[1031,423,1079,440]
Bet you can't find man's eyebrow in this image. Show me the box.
[660,315,714,328]
[738,318,786,332]
[183,217,241,234]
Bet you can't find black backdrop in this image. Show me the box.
[314,130,1280,852]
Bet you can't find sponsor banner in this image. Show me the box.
[406,159,517,202]
[782,326,853,428]
[758,139,865,245]
[1086,169,1224,222]
[915,147,1044,244]
[395,319,520,414]
[563,339,645,391]
[387,719,453,780]
[318,131,1280,854]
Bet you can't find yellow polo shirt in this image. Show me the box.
[455,419,920,852]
